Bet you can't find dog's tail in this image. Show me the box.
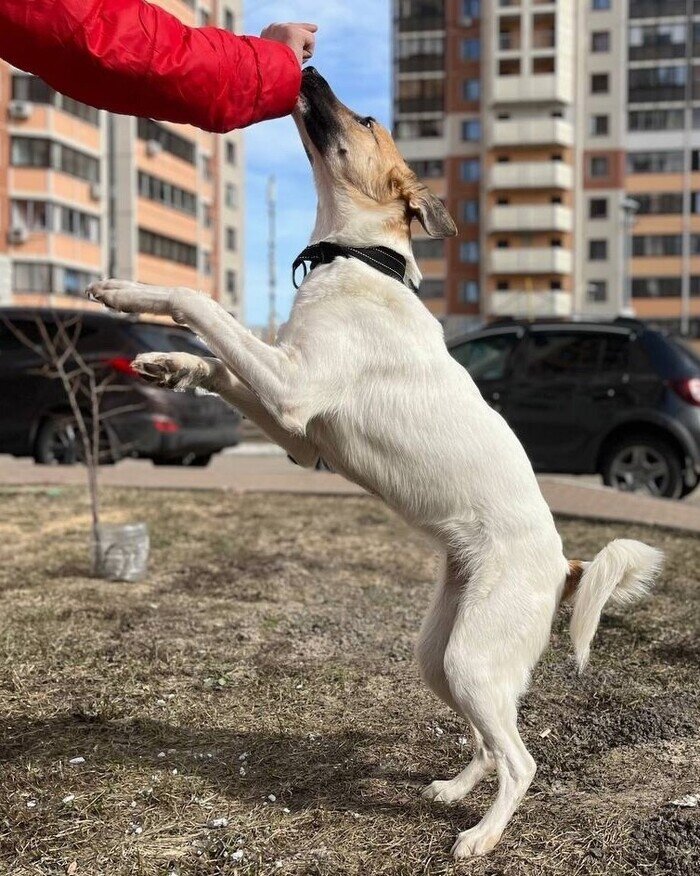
[564,540,663,673]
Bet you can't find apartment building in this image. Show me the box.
[0,1,244,320]
[393,0,700,338]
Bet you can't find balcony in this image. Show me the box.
[491,117,573,147]
[490,248,573,274]
[489,290,573,317]
[489,205,572,233]
[489,161,573,190]
[493,74,571,104]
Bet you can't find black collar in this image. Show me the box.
[292,241,418,292]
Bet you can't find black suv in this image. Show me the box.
[0,308,241,466]
[449,318,700,499]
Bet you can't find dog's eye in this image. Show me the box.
[361,117,374,129]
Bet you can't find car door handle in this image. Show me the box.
[492,392,501,401]
[592,388,616,399]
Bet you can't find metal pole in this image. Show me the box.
[267,175,277,343]
[621,197,639,317]
[680,0,693,336]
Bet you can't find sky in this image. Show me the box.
[243,1,391,327]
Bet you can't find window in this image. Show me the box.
[628,64,686,103]
[225,183,238,209]
[460,241,479,263]
[463,0,481,18]
[226,141,237,165]
[198,8,211,26]
[589,240,608,260]
[636,192,684,215]
[525,332,604,379]
[462,38,480,60]
[591,114,609,136]
[408,159,444,178]
[58,205,100,242]
[394,118,444,139]
[397,77,443,113]
[459,281,479,304]
[631,277,682,298]
[591,31,610,52]
[592,0,610,9]
[632,234,683,257]
[137,172,197,216]
[224,8,235,31]
[462,119,482,141]
[460,158,480,181]
[589,198,608,219]
[629,22,687,61]
[10,137,100,183]
[10,199,50,232]
[589,156,609,178]
[587,281,607,303]
[13,199,100,242]
[462,200,479,223]
[12,74,100,125]
[226,227,237,252]
[12,262,99,295]
[451,332,518,381]
[137,118,195,164]
[226,270,238,301]
[627,150,684,174]
[463,79,481,102]
[413,239,444,259]
[629,108,684,131]
[418,279,445,299]
[139,229,198,267]
[397,35,445,72]
[591,73,609,94]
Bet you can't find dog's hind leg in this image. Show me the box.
[422,722,494,802]
[442,593,544,859]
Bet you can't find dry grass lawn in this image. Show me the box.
[0,487,698,876]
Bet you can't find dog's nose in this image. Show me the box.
[303,66,318,76]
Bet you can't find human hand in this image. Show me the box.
[260,22,318,65]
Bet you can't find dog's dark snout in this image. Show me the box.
[303,66,318,77]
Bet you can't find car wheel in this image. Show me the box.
[602,435,683,500]
[34,416,79,465]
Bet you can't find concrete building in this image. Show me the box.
[0,0,244,320]
[393,0,700,338]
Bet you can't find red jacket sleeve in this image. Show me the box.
[0,0,301,133]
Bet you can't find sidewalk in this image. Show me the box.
[2,446,700,533]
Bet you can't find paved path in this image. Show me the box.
[2,445,700,533]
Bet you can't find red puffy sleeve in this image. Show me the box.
[0,0,301,132]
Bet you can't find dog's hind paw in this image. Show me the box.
[422,779,468,804]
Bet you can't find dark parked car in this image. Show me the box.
[0,308,241,466]
[449,318,700,499]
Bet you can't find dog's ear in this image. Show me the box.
[407,184,458,239]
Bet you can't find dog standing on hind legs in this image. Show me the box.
[87,67,663,859]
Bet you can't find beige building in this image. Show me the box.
[393,0,700,338]
[0,0,244,320]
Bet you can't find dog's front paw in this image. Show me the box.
[132,352,207,391]
[451,826,501,859]
[86,279,171,315]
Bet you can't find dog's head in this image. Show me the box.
[294,68,457,240]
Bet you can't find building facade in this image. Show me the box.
[393,0,700,338]
[0,0,244,320]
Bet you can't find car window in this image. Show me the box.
[130,324,210,356]
[600,333,631,374]
[526,332,604,379]
[451,332,519,381]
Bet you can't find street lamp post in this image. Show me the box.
[620,196,640,318]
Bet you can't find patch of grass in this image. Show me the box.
[0,487,697,875]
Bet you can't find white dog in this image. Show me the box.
[87,68,663,858]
